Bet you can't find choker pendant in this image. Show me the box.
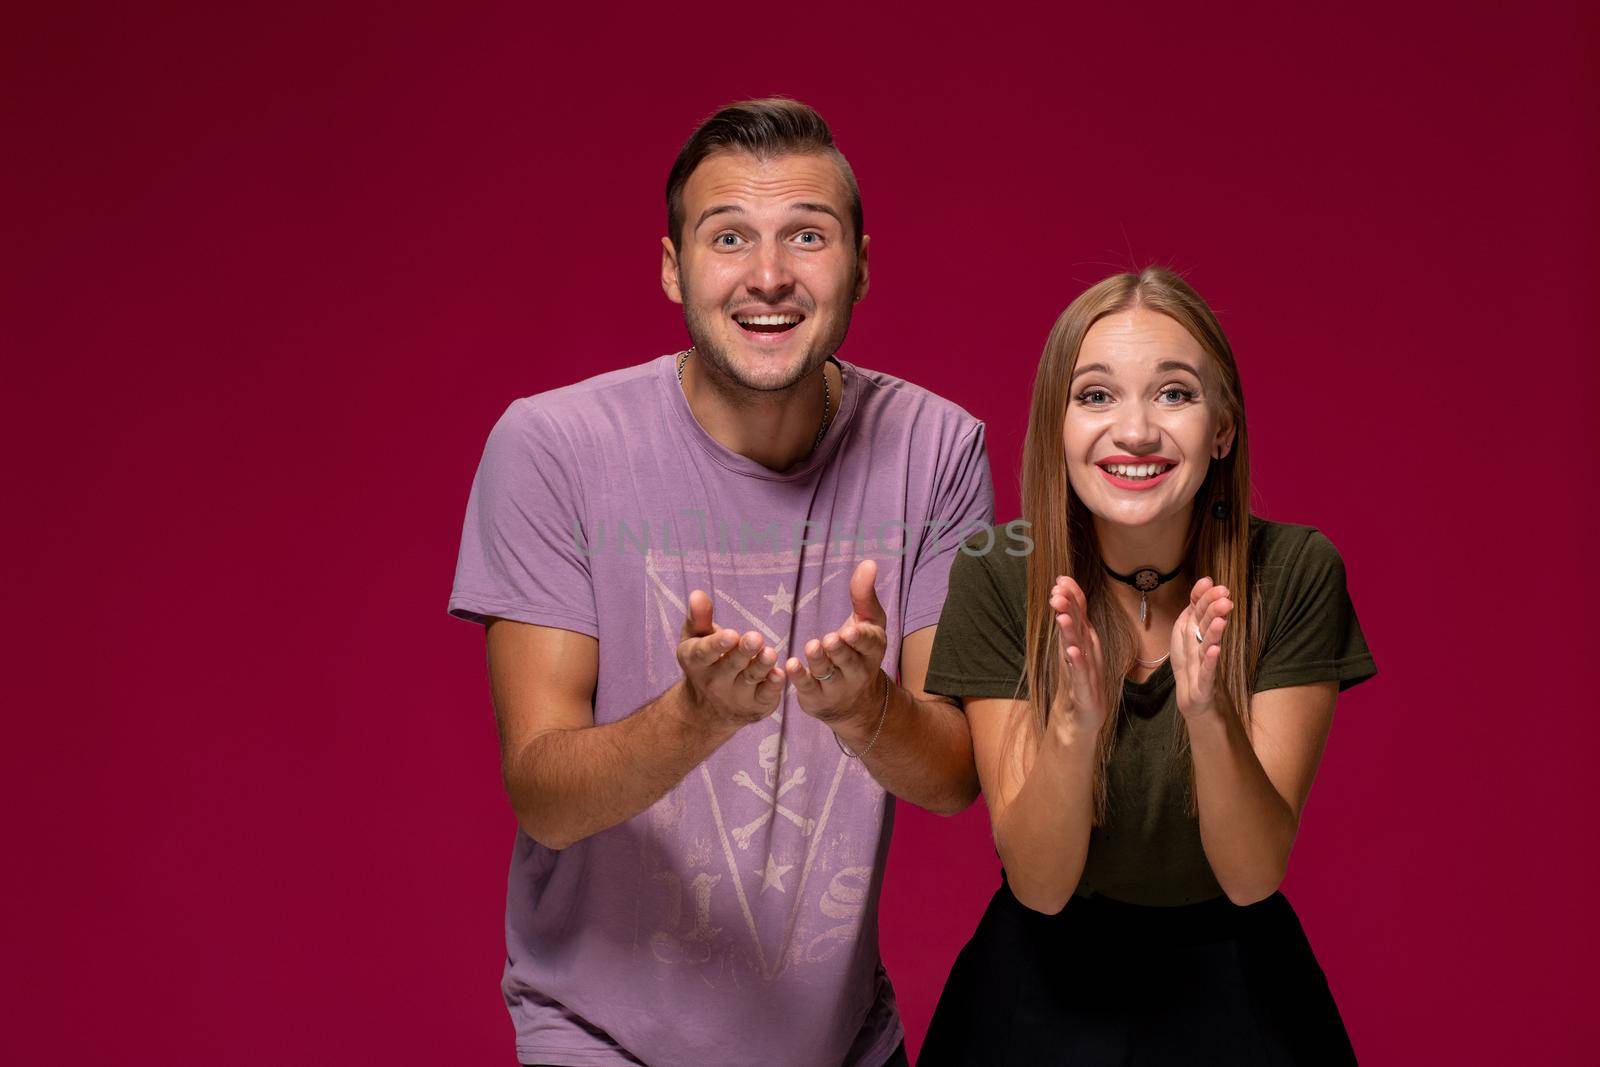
[1101,562,1183,627]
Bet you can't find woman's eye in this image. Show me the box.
[1158,387,1199,404]
[1075,389,1111,406]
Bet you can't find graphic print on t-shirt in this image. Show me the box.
[640,543,891,987]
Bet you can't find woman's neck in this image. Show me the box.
[1093,507,1194,645]
[1092,507,1191,576]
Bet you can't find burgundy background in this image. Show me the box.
[4,2,1593,1063]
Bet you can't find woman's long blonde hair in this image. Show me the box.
[1018,266,1262,821]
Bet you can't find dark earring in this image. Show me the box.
[1211,499,1230,520]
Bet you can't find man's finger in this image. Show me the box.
[821,631,867,678]
[804,638,840,682]
[680,589,715,641]
[784,657,820,695]
[684,627,739,667]
[849,559,886,626]
[710,630,758,671]
[739,647,779,685]
[712,632,767,679]
[753,672,787,709]
[837,621,886,656]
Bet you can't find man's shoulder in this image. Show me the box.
[845,359,983,438]
[498,354,671,435]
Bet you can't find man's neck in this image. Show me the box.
[680,353,836,473]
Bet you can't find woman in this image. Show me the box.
[919,266,1376,1065]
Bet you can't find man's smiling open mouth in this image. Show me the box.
[733,311,805,335]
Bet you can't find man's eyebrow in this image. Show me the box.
[694,204,744,230]
[693,202,845,231]
[790,202,844,226]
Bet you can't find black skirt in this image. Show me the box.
[919,881,1357,1066]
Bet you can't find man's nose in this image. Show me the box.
[744,240,795,298]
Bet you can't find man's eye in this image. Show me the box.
[713,233,742,248]
[795,231,822,245]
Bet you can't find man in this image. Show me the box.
[448,98,993,1067]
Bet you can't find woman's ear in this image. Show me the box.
[1213,415,1236,460]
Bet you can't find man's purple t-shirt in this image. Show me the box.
[448,353,992,1067]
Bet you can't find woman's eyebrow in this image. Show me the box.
[1069,361,1111,384]
[1155,359,1203,378]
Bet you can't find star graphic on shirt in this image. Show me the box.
[758,855,794,894]
[763,582,795,616]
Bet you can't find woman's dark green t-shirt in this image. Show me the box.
[922,516,1378,907]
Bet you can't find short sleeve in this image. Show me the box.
[902,422,996,635]
[922,538,1028,702]
[446,399,599,636]
[1252,529,1377,694]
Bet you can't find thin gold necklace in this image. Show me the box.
[676,347,832,454]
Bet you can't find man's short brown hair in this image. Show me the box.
[665,97,864,252]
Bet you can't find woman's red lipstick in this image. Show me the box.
[1095,455,1177,491]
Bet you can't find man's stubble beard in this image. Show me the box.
[679,271,857,397]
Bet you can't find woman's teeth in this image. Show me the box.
[1103,463,1173,480]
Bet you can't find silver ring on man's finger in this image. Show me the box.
[814,669,836,683]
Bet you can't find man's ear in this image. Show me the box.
[661,236,684,305]
[852,234,870,304]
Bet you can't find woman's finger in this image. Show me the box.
[1196,585,1230,633]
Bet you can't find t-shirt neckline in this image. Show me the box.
[656,350,861,482]
[1123,659,1175,706]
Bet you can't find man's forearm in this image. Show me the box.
[831,674,980,815]
[506,682,741,850]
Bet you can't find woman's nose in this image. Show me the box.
[1112,404,1160,451]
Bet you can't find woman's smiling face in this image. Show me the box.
[1062,308,1235,531]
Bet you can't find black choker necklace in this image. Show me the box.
[1101,561,1182,626]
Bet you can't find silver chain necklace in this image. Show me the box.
[676,347,832,455]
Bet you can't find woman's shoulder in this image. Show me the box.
[956,519,1033,570]
[1248,515,1349,575]
[1247,515,1358,626]
[945,520,1031,601]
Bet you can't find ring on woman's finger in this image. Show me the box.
[1193,624,1205,645]
[814,669,836,682]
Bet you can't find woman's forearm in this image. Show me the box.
[1187,708,1299,904]
[992,717,1099,914]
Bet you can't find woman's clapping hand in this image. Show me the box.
[1049,576,1111,734]
[1171,577,1233,720]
